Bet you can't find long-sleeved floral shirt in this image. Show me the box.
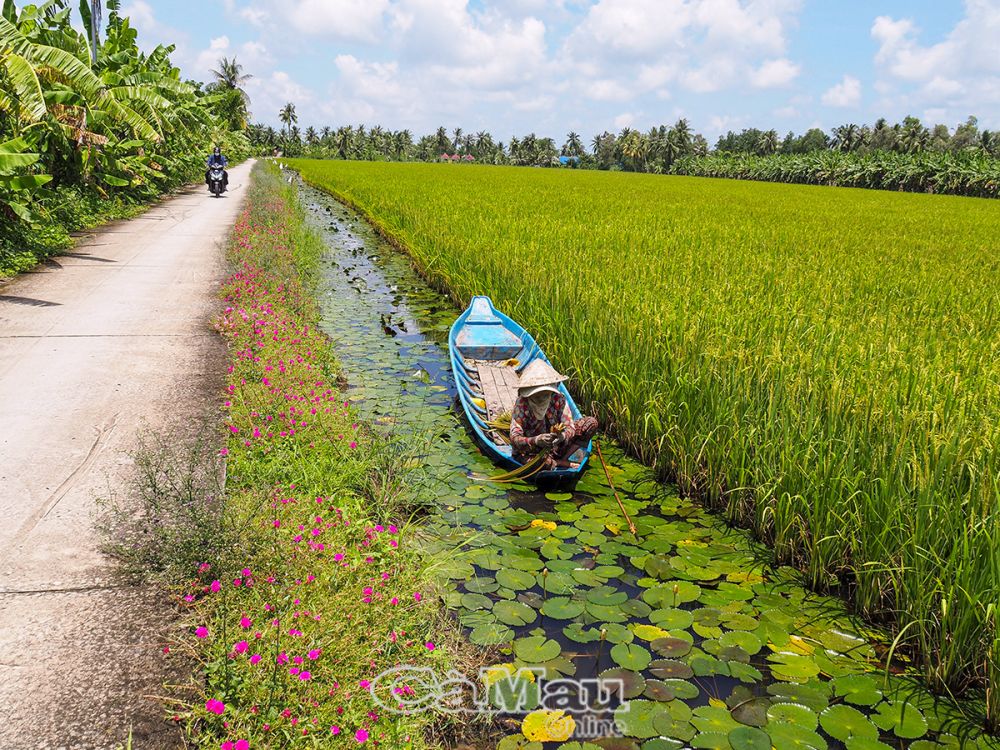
[510,392,576,460]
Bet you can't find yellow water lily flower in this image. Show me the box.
[522,710,576,742]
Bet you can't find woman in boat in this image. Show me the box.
[510,360,598,469]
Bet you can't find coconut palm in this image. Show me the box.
[562,131,584,157]
[279,102,297,135]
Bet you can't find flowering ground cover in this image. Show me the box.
[174,164,457,749]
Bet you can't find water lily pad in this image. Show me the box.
[649,608,694,629]
[494,600,537,626]
[497,569,538,590]
[538,571,577,595]
[767,683,830,712]
[643,582,701,607]
[632,624,670,641]
[651,636,692,658]
[598,668,646,699]
[600,623,635,643]
[769,653,821,682]
[586,602,629,623]
[767,722,827,750]
[690,733,730,750]
[514,635,561,663]
[497,734,542,750]
[844,740,894,750]
[563,623,602,643]
[719,630,763,656]
[729,727,771,750]
[767,702,817,730]
[640,741,683,750]
[615,700,668,739]
[819,705,878,741]
[469,619,514,645]
[546,492,574,501]
[593,739,641,750]
[541,597,585,619]
[611,642,652,671]
[871,701,928,739]
[621,599,653,618]
[461,592,493,610]
[728,695,770,728]
[490,675,541,711]
[649,659,694,679]
[693,706,741,734]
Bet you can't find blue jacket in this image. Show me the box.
[207,153,228,167]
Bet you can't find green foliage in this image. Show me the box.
[0,0,252,276]
[289,159,1000,709]
[671,149,1000,198]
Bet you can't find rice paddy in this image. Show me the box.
[289,159,1000,715]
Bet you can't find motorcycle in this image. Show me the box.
[208,166,227,197]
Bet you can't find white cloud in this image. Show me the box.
[871,1,1000,125]
[565,0,803,99]
[750,58,801,88]
[258,0,391,42]
[821,75,862,107]
[613,112,636,129]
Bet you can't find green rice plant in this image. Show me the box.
[288,158,1000,710]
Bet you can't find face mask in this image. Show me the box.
[527,392,552,420]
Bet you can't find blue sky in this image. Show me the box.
[122,0,999,144]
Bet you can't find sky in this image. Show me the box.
[120,0,1000,144]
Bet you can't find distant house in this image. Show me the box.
[559,155,581,166]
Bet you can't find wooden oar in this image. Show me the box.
[594,438,636,535]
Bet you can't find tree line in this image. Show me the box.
[252,103,1000,197]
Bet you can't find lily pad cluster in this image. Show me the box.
[301,186,999,750]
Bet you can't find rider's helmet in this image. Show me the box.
[213,145,221,156]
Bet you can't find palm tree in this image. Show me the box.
[562,131,584,157]
[278,102,297,135]
[452,127,463,152]
[757,129,779,155]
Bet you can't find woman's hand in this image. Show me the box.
[533,433,558,449]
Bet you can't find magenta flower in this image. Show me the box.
[234,640,248,654]
[425,642,436,651]
[355,729,368,743]
[250,654,261,665]
[235,741,249,750]
[240,616,252,629]
[206,698,226,715]
[330,726,341,735]
[195,627,209,638]
[299,670,312,680]
[210,580,222,593]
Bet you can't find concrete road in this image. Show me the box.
[0,160,253,748]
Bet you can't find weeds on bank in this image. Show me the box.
[104,163,457,749]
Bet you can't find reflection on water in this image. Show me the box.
[301,179,980,750]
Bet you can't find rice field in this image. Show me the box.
[287,159,1000,710]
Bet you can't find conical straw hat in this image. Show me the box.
[518,359,567,397]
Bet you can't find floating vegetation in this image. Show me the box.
[299,180,999,749]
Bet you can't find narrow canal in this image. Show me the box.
[299,178,983,750]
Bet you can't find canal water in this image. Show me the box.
[299,179,983,750]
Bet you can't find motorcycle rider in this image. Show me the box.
[205,146,229,192]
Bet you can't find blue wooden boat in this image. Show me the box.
[449,296,591,483]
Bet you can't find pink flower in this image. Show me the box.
[413,592,422,602]
[355,729,368,743]
[196,627,209,638]
[210,580,222,593]
[349,441,357,449]
[234,640,248,654]
[240,617,252,629]
[308,649,321,660]
[221,742,233,750]
[425,642,436,651]
[236,741,249,750]
[299,671,312,680]
[206,699,226,715]
[330,726,341,735]
[250,654,261,665]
